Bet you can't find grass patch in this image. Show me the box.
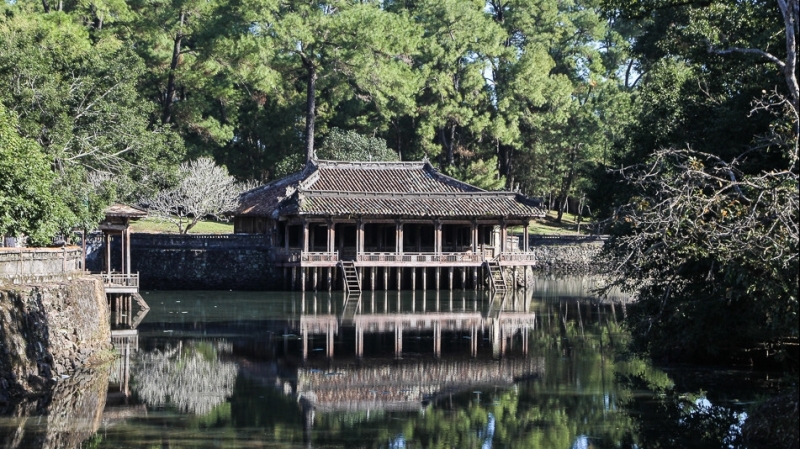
[526,210,595,235]
[131,217,234,234]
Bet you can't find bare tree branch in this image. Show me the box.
[143,157,256,234]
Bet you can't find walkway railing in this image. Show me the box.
[356,252,484,263]
[101,273,140,288]
[496,252,537,263]
[276,250,339,263]
[277,250,536,265]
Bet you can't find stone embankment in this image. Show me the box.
[87,234,281,290]
[529,235,606,274]
[1,248,111,401]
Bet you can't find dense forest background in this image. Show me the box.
[1,0,797,366]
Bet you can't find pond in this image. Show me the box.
[0,276,780,448]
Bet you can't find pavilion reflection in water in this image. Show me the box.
[284,289,543,420]
[106,289,543,435]
[294,289,537,360]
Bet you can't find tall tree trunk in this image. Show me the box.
[42,0,50,13]
[498,141,514,186]
[162,11,185,125]
[447,123,455,166]
[556,145,578,223]
[304,61,317,163]
[438,126,454,168]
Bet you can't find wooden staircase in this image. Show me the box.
[340,261,362,294]
[484,260,508,292]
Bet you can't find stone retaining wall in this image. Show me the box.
[531,240,605,273]
[123,234,281,290]
[0,276,111,400]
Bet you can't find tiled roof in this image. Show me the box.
[236,160,544,219]
[297,192,541,218]
[303,161,480,193]
[104,203,147,218]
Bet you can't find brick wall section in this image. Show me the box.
[0,247,82,279]
[126,234,282,290]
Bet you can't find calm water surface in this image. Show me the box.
[0,276,779,448]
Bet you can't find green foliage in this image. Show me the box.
[0,9,184,234]
[272,153,306,179]
[592,0,799,366]
[0,105,62,245]
[444,156,507,191]
[317,128,399,162]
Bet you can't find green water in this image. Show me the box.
[0,276,778,448]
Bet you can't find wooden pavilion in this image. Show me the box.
[234,159,545,292]
[98,204,150,320]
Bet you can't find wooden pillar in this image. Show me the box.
[471,221,478,253]
[396,267,402,291]
[284,223,290,251]
[499,220,507,254]
[471,324,478,357]
[356,324,364,359]
[327,267,332,291]
[119,231,125,275]
[461,268,466,290]
[291,267,296,291]
[422,268,427,290]
[435,267,440,291]
[433,321,441,358]
[370,267,375,291]
[523,221,530,252]
[394,323,403,358]
[302,328,308,361]
[448,267,454,290]
[473,267,478,290]
[411,268,416,290]
[104,232,110,272]
[126,226,131,275]
[300,268,306,292]
[327,220,335,253]
[302,221,309,252]
[313,268,318,291]
[325,323,334,359]
[434,220,442,255]
[356,220,364,255]
[396,221,403,254]
[383,268,388,290]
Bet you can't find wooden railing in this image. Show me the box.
[496,252,537,262]
[356,252,484,263]
[275,250,339,263]
[277,249,536,265]
[101,272,140,288]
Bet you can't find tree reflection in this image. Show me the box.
[310,301,753,449]
[130,340,238,415]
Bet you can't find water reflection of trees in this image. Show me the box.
[131,340,238,415]
[310,301,751,449]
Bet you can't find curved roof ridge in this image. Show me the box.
[315,159,426,169]
[422,164,486,193]
[302,190,518,197]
